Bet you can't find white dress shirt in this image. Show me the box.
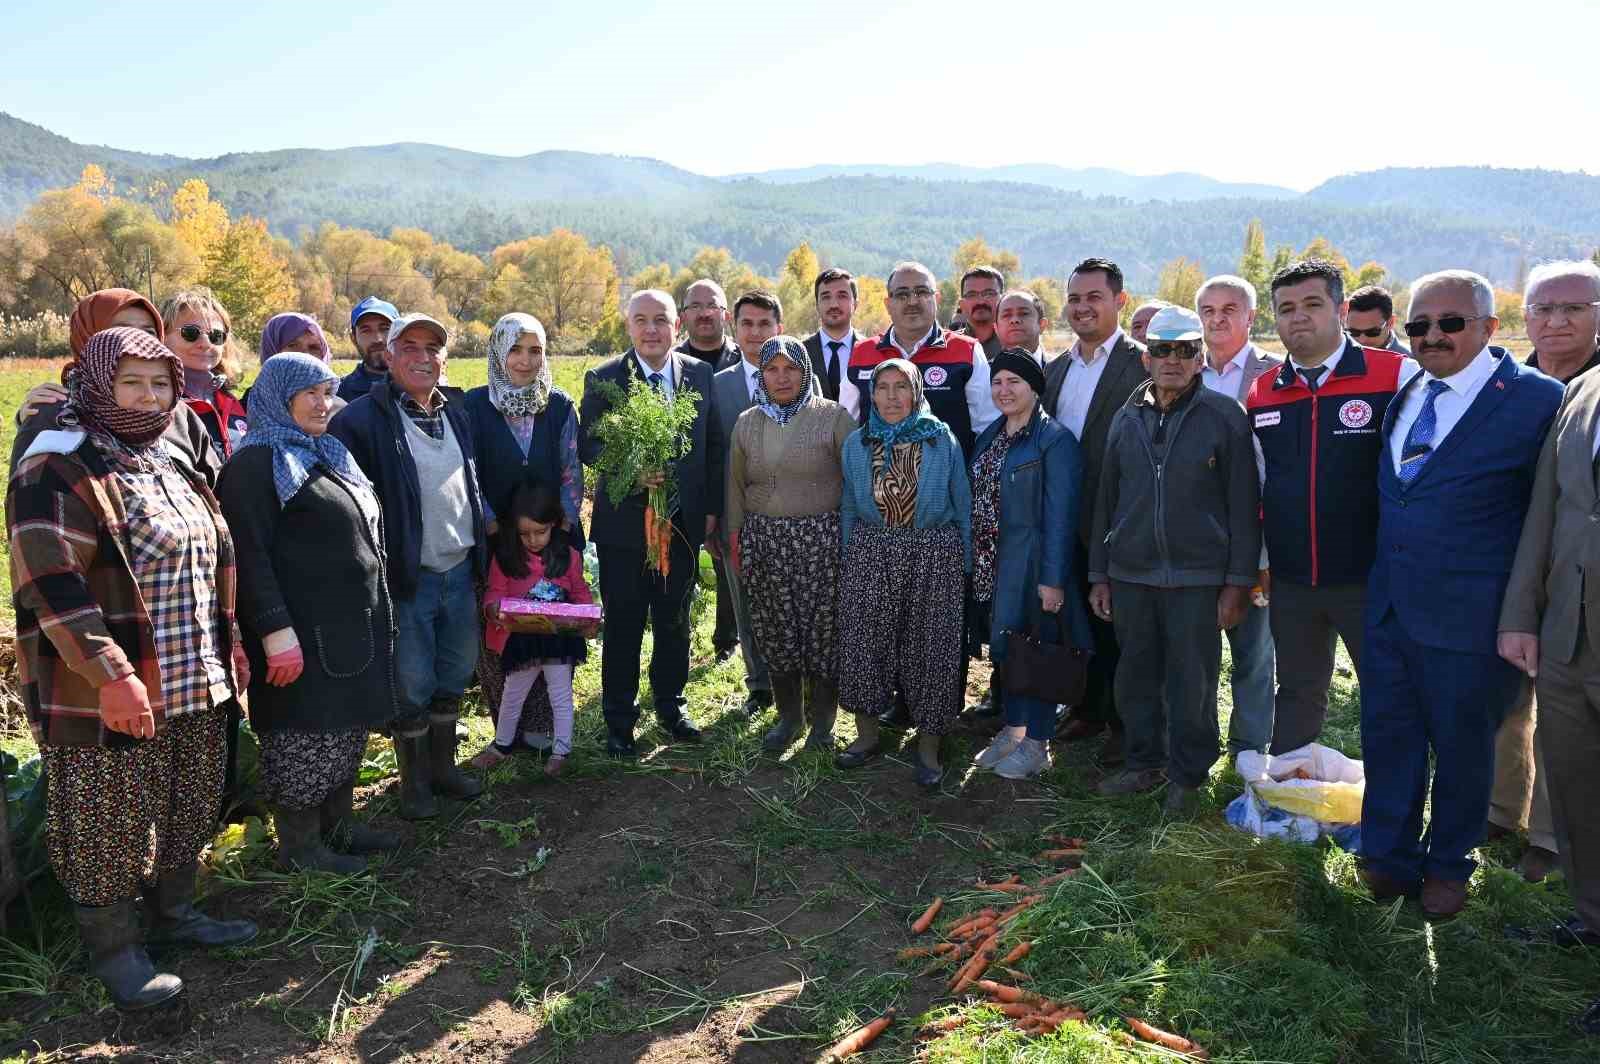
[1053,327,1122,439]
[1389,345,1497,474]
[885,325,999,435]
[1291,341,1421,391]
[635,351,675,402]
[820,328,862,420]
[1201,343,1252,403]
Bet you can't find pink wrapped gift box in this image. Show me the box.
[498,599,603,635]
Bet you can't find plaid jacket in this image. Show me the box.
[7,437,238,748]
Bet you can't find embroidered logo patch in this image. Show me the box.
[924,365,949,387]
[1338,400,1374,428]
[1254,410,1282,428]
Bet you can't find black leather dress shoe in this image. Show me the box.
[742,691,773,718]
[659,716,703,743]
[606,731,637,759]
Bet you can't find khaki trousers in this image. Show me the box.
[1488,677,1559,853]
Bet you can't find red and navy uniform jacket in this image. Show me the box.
[1245,340,1406,587]
[186,387,249,461]
[848,324,983,455]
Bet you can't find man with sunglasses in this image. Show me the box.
[1247,261,1415,759]
[1089,306,1261,816]
[846,261,997,457]
[338,296,399,403]
[1360,270,1563,918]
[1486,259,1600,884]
[1346,285,1410,356]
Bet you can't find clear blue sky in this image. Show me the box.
[4,0,1597,189]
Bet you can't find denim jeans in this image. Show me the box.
[392,559,480,731]
[1223,601,1276,753]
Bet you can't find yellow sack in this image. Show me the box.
[1253,779,1365,825]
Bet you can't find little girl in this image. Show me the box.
[474,480,594,775]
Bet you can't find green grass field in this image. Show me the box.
[1,353,1596,1062]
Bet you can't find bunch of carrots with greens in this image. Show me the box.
[587,376,701,577]
[895,837,1210,1060]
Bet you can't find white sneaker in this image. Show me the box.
[974,732,1024,771]
[993,738,1051,780]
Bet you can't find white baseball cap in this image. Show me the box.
[387,313,449,349]
[1144,306,1203,343]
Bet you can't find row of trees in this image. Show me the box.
[5,167,1573,361]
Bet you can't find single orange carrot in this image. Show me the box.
[978,882,1034,894]
[995,1002,1038,1019]
[1038,848,1086,862]
[911,897,944,934]
[897,947,934,961]
[915,1015,966,1039]
[953,917,997,942]
[994,897,1042,927]
[932,942,960,955]
[822,1010,895,1060]
[1125,1017,1210,1060]
[976,979,1042,1005]
[945,907,998,935]
[999,941,1032,965]
[1032,869,1079,889]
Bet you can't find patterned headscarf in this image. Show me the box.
[64,327,183,448]
[865,357,944,447]
[68,289,164,358]
[487,313,552,418]
[753,335,815,425]
[259,313,331,363]
[238,353,370,506]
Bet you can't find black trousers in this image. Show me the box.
[597,535,699,732]
[712,554,738,651]
[1074,541,1122,729]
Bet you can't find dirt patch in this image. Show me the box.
[4,706,1083,1063]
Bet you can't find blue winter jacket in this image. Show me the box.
[839,422,972,573]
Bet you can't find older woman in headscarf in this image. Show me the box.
[216,353,398,874]
[464,312,584,755]
[726,336,857,752]
[10,289,220,486]
[967,349,1093,780]
[160,286,250,459]
[8,327,257,1012]
[835,359,972,787]
[259,312,332,363]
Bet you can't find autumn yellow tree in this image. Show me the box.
[202,217,296,344]
[1155,257,1206,309]
[853,275,892,336]
[170,179,229,262]
[775,242,821,334]
[488,228,619,349]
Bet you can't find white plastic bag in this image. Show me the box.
[1225,743,1365,844]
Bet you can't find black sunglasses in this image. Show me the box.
[1147,342,1201,360]
[179,323,228,345]
[1402,315,1485,339]
[1347,326,1387,340]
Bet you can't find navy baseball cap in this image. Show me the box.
[350,297,399,331]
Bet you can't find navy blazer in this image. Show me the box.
[578,350,722,551]
[1366,353,1563,654]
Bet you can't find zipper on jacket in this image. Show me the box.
[1134,403,1190,585]
[1308,391,1319,585]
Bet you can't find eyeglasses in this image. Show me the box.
[683,301,725,314]
[1524,301,1600,320]
[1401,315,1487,339]
[962,288,1000,301]
[890,286,936,302]
[1346,326,1388,340]
[1147,342,1201,360]
[178,323,228,345]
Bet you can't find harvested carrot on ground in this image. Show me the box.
[915,1015,966,1039]
[995,1002,1038,1018]
[911,897,944,934]
[823,1010,895,1060]
[976,873,1020,889]
[1038,848,1086,861]
[1000,966,1031,982]
[897,947,935,961]
[999,941,1032,965]
[1125,1017,1210,1060]
[994,896,1042,926]
[949,934,999,993]
[1032,869,1079,888]
[976,979,1043,1005]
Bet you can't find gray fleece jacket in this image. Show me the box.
[1088,379,1260,589]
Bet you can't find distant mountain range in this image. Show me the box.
[3,111,1597,290]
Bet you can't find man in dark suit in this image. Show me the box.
[803,268,862,414]
[1360,269,1563,918]
[1499,359,1600,1000]
[1040,258,1149,760]
[579,289,723,758]
[710,289,804,718]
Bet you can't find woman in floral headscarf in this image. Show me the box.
[463,313,584,754]
[725,335,856,754]
[9,327,257,1012]
[216,353,398,875]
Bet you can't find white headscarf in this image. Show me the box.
[487,313,552,418]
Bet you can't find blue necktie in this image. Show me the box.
[1397,379,1449,485]
[648,371,665,394]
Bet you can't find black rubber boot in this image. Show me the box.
[144,863,257,949]
[428,706,483,799]
[836,713,882,768]
[762,672,805,752]
[75,901,183,1011]
[393,729,438,820]
[274,804,366,875]
[804,676,838,752]
[321,781,400,854]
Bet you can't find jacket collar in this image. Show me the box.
[876,322,947,354]
[1271,337,1367,391]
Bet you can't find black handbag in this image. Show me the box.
[996,612,1091,706]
